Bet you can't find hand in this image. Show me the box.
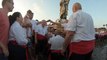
[27,40,32,48]
[61,42,68,53]
[0,42,9,57]
[35,39,37,44]
[61,48,66,54]
[2,47,9,57]
[47,20,51,22]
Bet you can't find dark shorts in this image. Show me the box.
[69,50,93,60]
[8,42,26,60]
[36,39,48,55]
[0,53,8,60]
[50,52,66,60]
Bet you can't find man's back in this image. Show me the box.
[67,10,95,42]
[75,10,95,41]
[48,35,64,50]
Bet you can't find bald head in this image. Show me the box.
[2,0,12,7]
[41,20,47,26]
[72,2,82,13]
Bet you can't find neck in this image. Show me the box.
[42,24,45,27]
[3,6,9,14]
[17,20,23,26]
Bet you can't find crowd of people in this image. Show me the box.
[0,0,95,60]
[95,28,107,40]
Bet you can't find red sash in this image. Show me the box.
[51,50,62,54]
[69,40,95,54]
[37,34,47,40]
[51,50,64,56]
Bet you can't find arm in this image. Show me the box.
[48,20,61,26]
[0,12,9,56]
[0,42,9,57]
[62,15,77,52]
[0,42,7,52]
[34,32,37,44]
[0,12,3,48]
[63,31,75,50]
[48,38,52,49]
[34,25,38,44]
[0,42,5,50]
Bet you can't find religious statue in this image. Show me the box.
[60,0,70,19]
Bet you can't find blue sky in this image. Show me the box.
[0,0,107,28]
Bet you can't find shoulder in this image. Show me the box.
[45,26,48,29]
[78,10,91,16]
[38,24,41,27]
[49,36,55,42]
[37,24,41,28]
[80,11,92,19]
[69,12,79,20]
[51,35,58,39]
[0,9,4,22]
[0,8,3,16]
[56,35,64,39]
[73,10,82,17]
[0,8,2,12]
[31,20,36,24]
[11,22,21,29]
[0,8,4,15]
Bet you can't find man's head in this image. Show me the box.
[12,12,23,22]
[41,20,47,27]
[72,2,82,13]
[27,10,33,20]
[2,0,14,12]
[23,15,32,28]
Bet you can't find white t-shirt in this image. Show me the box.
[61,23,68,30]
[26,20,38,37]
[66,10,95,42]
[9,21,28,45]
[48,35,64,50]
[35,24,48,36]
[30,20,38,30]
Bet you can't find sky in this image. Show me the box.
[0,0,107,28]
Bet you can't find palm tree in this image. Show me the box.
[103,24,105,27]
[106,24,107,29]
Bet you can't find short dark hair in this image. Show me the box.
[12,12,21,20]
[9,12,21,26]
[27,10,33,14]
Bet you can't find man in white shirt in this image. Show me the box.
[26,10,38,30]
[48,30,64,50]
[34,20,48,60]
[25,10,38,45]
[24,10,37,60]
[63,2,95,60]
[25,10,34,37]
[48,29,65,60]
